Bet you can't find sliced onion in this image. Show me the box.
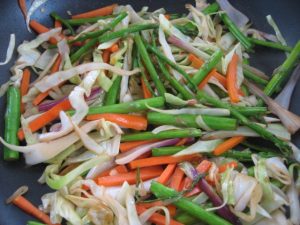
[0,34,15,66]
[149,106,230,116]
[246,28,278,42]
[69,86,88,125]
[39,111,73,142]
[168,35,210,60]
[265,157,291,185]
[35,62,140,92]
[86,159,115,179]
[151,126,181,134]
[116,139,179,165]
[242,64,269,80]
[34,49,58,70]
[217,0,249,28]
[139,206,170,225]
[0,120,99,165]
[245,80,300,134]
[73,122,105,155]
[275,64,300,109]
[199,178,241,225]
[26,0,50,32]
[175,139,222,156]
[266,15,287,49]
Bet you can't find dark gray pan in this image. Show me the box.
[0,0,299,224]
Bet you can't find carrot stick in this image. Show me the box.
[96,166,163,186]
[175,138,189,146]
[226,53,240,103]
[18,0,27,19]
[212,71,227,87]
[95,165,129,179]
[102,49,111,64]
[164,14,171,20]
[20,69,31,112]
[196,159,212,173]
[169,166,185,191]
[54,20,62,28]
[188,54,204,69]
[141,77,152,99]
[7,187,58,225]
[189,54,227,88]
[128,154,201,169]
[85,113,148,130]
[119,140,158,152]
[136,205,183,225]
[32,91,50,106]
[32,55,62,106]
[29,20,61,45]
[18,99,72,140]
[108,43,119,53]
[157,163,176,185]
[213,136,245,156]
[72,4,117,19]
[218,161,238,173]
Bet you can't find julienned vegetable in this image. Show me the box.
[2,1,300,225]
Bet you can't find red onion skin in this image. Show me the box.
[199,178,242,225]
[38,87,102,112]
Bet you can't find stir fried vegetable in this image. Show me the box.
[2,1,300,224]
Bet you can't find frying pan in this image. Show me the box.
[0,0,299,224]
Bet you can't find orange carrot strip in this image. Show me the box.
[218,161,238,173]
[18,0,27,19]
[50,55,63,74]
[32,55,62,106]
[12,195,58,225]
[213,71,227,87]
[32,91,50,106]
[20,69,31,112]
[175,138,189,146]
[196,159,212,173]
[169,166,185,191]
[119,140,158,152]
[102,49,111,64]
[54,20,62,28]
[29,20,61,45]
[188,54,204,69]
[128,154,201,169]
[136,205,183,225]
[213,136,245,156]
[86,113,148,130]
[226,53,240,103]
[95,165,128,178]
[185,186,202,197]
[141,77,152,99]
[198,69,216,89]
[97,166,163,186]
[164,14,171,20]
[157,163,176,185]
[18,99,72,140]
[108,43,119,53]
[72,4,117,19]
[181,177,192,190]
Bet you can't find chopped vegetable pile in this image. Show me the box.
[1,0,300,224]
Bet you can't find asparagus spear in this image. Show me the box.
[263,40,300,97]
[121,128,201,142]
[147,112,237,130]
[150,181,233,225]
[135,34,166,96]
[197,90,292,156]
[152,146,185,156]
[50,12,75,35]
[145,43,198,91]
[66,15,115,26]
[4,87,21,161]
[219,12,253,50]
[68,97,165,115]
[202,2,220,14]
[249,37,293,52]
[243,67,269,86]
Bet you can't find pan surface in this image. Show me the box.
[0,0,299,224]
